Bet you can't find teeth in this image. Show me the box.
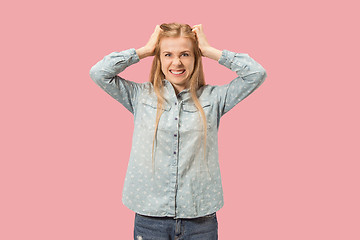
[170,70,185,75]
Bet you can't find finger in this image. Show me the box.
[153,25,163,37]
[192,25,203,35]
[192,26,200,33]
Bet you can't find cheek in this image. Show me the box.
[187,60,195,72]
[161,59,170,71]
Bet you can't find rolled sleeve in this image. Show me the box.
[89,48,142,114]
[216,49,267,116]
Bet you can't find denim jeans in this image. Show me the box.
[134,212,218,240]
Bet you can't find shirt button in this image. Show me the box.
[174,134,177,137]
[175,102,177,105]
[174,151,176,154]
[175,117,178,120]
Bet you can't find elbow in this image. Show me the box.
[89,64,102,83]
[260,68,267,83]
[89,65,97,80]
[251,68,267,88]
[255,63,267,84]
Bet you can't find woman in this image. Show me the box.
[89,23,267,240]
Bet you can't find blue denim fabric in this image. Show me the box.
[89,48,266,218]
[134,212,218,240]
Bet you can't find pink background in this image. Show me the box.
[1,0,359,239]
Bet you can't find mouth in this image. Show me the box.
[169,69,186,76]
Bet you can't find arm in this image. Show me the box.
[192,24,267,116]
[89,25,163,114]
[89,48,141,114]
[216,50,267,116]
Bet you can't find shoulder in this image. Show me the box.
[198,84,220,96]
[137,82,156,99]
[197,84,221,104]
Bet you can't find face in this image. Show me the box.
[159,37,195,94]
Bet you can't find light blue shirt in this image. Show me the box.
[89,48,267,218]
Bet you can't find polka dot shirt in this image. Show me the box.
[89,48,267,218]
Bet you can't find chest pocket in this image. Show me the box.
[180,101,212,131]
[138,98,172,131]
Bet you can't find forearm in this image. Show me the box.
[136,47,153,60]
[202,46,222,61]
[218,50,266,80]
[89,48,139,82]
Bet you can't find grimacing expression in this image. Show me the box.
[160,37,195,93]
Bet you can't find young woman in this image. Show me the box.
[89,23,267,240]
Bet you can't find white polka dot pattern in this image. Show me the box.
[89,48,267,218]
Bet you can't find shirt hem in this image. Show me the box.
[122,199,224,219]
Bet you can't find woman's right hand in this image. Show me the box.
[136,25,162,59]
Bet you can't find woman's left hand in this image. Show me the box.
[192,24,211,56]
[192,24,222,61]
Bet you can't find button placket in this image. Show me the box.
[169,99,180,216]
[172,101,180,165]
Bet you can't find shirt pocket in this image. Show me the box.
[180,100,212,131]
[138,98,172,131]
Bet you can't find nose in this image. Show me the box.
[172,57,183,66]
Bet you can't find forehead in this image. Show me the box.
[160,37,193,53]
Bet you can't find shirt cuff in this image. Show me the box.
[127,48,140,65]
[218,49,236,69]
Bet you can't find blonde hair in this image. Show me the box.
[149,22,207,170]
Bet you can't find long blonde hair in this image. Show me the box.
[149,22,208,171]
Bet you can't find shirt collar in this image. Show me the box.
[162,79,191,100]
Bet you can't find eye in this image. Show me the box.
[182,53,189,57]
[164,53,171,57]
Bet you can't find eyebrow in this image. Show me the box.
[162,50,191,54]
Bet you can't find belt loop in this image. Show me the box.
[175,218,181,235]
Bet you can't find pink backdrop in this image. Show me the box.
[1,0,359,239]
